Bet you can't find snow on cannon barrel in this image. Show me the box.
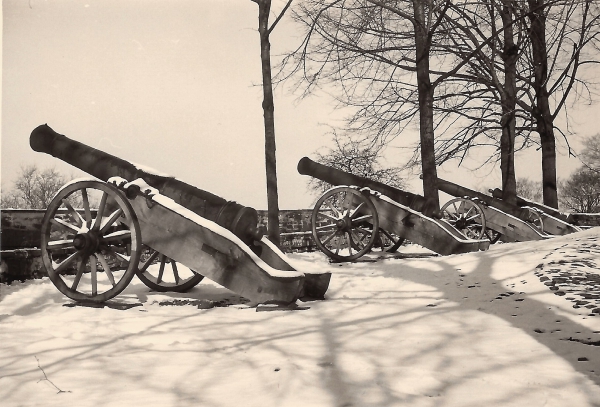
[298,157,489,262]
[297,156,441,218]
[30,125,331,304]
[30,124,261,246]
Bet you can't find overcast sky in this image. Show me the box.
[2,0,598,209]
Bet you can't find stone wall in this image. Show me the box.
[257,210,318,253]
[0,208,320,283]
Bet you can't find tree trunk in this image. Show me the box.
[528,0,558,208]
[499,2,518,206]
[256,0,281,246]
[413,0,440,211]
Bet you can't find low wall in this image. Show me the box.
[1,208,319,283]
[567,213,600,227]
[257,210,317,253]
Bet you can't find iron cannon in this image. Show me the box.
[30,125,331,304]
[297,157,441,219]
[31,124,262,246]
[437,178,580,241]
[298,157,489,262]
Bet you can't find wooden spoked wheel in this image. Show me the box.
[372,229,405,253]
[41,180,141,302]
[137,246,204,292]
[311,186,379,261]
[441,198,486,240]
[523,207,544,233]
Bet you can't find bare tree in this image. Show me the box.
[251,0,293,247]
[559,166,600,212]
[307,133,406,197]
[282,0,600,211]
[516,177,543,202]
[432,0,600,207]
[522,0,599,208]
[1,165,68,209]
[579,133,600,170]
[282,0,455,210]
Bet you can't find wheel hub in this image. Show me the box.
[455,215,469,230]
[72,232,100,254]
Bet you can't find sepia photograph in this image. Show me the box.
[2,1,600,406]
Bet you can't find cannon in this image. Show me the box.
[298,157,489,261]
[30,125,331,304]
[437,179,580,242]
[490,188,582,233]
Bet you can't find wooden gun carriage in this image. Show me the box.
[298,158,585,262]
[437,180,581,243]
[297,157,490,262]
[489,188,585,231]
[29,125,331,304]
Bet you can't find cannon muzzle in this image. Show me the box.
[30,124,263,245]
[297,156,441,218]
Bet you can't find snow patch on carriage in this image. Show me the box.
[108,177,331,303]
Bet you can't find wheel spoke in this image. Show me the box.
[381,229,393,240]
[62,199,84,228]
[92,191,108,230]
[351,214,373,224]
[345,233,353,255]
[341,192,354,211]
[54,251,80,274]
[71,257,87,291]
[317,211,339,222]
[466,214,481,222]
[97,253,116,287]
[350,230,365,249]
[81,188,93,228]
[355,227,372,237]
[157,255,166,284]
[51,217,80,234]
[90,255,98,296]
[334,236,342,255]
[171,261,180,284]
[139,250,160,272]
[315,223,338,231]
[107,247,131,262]
[100,208,125,234]
[47,239,76,250]
[321,230,338,246]
[103,229,131,243]
[349,202,365,219]
[465,226,477,237]
[324,201,341,218]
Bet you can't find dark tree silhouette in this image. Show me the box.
[560,167,600,213]
[1,165,70,209]
[307,133,406,198]
[251,0,293,246]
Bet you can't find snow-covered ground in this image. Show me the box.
[1,228,600,407]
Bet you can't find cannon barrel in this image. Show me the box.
[298,157,440,218]
[30,124,262,245]
[490,188,569,221]
[437,178,532,222]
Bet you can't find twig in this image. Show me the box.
[35,356,71,394]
